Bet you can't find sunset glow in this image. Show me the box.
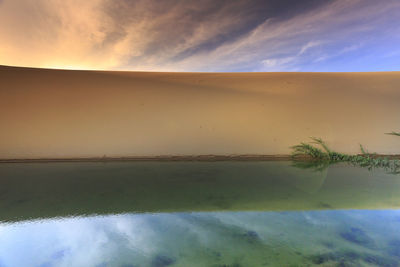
[1,0,400,72]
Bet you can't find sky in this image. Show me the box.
[0,0,400,72]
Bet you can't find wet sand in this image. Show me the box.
[1,154,400,163]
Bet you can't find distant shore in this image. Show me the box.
[1,154,400,163]
[0,155,291,163]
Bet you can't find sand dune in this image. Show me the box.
[1,65,400,159]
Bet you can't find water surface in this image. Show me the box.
[0,161,399,266]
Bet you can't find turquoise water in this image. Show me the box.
[0,161,399,266]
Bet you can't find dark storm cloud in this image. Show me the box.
[0,0,400,71]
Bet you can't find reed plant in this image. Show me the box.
[291,136,400,173]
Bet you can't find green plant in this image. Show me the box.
[291,137,400,173]
[386,131,400,137]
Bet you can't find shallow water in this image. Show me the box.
[0,161,399,266]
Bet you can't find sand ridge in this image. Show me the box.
[1,65,400,158]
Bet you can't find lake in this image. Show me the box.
[0,161,399,266]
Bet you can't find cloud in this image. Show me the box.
[315,44,362,63]
[262,57,296,68]
[299,41,323,55]
[0,0,400,71]
[0,0,114,69]
[172,0,400,71]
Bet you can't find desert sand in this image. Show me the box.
[1,65,400,159]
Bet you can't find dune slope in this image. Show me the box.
[1,65,400,158]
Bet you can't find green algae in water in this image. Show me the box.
[0,161,400,221]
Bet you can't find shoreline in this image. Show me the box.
[0,155,292,163]
[1,154,400,163]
